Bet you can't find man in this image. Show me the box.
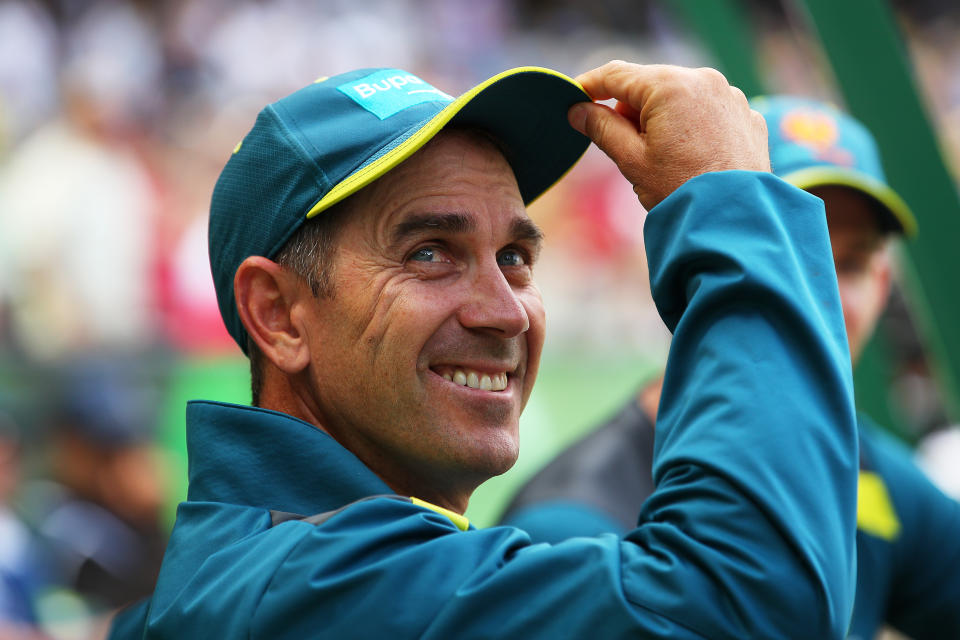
[112,63,858,638]
[0,413,45,637]
[502,95,960,640]
[36,359,167,614]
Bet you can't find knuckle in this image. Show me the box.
[696,66,729,87]
[659,80,694,103]
[750,109,769,135]
[605,59,631,73]
[588,111,612,143]
[729,85,748,105]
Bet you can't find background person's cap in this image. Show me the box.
[210,66,591,353]
[54,356,159,448]
[751,94,917,237]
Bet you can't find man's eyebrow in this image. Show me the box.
[388,212,544,247]
[390,212,475,245]
[511,217,545,245]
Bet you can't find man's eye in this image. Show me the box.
[410,247,442,262]
[497,250,526,267]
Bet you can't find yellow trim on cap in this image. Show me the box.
[305,66,586,219]
[410,496,469,531]
[784,166,918,237]
[857,470,901,541]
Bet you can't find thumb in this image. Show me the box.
[568,101,647,190]
[568,101,644,165]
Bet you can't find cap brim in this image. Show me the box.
[305,66,591,218]
[784,166,917,237]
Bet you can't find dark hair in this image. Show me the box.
[248,199,351,406]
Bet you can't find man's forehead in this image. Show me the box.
[343,129,528,236]
[375,128,517,191]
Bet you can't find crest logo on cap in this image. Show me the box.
[780,108,854,166]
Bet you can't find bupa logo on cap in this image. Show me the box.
[338,69,454,120]
[781,107,854,167]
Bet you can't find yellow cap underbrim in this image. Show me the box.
[784,166,917,237]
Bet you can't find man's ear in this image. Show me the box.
[234,256,311,374]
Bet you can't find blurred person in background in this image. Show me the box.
[0,0,58,146]
[501,95,960,640]
[0,412,50,639]
[0,1,160,360]
[25,358,167,632]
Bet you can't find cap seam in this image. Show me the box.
[260,102,335,257]
[278,97,438,224]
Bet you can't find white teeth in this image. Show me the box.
[441,369,508,391]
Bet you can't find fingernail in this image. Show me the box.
[568,103,588,134]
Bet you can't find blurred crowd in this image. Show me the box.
[1,0,959,637]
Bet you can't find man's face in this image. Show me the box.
[812,186,892,365]
[294,131,545,510]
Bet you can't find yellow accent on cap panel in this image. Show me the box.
[857,470,901,541]
[305,66,586,219]
[410,496,469,531]
[783,166,918,237]
[233,141,243,154]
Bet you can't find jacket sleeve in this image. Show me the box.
[250,171,859,640]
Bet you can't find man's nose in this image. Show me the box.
[457,260,530,338]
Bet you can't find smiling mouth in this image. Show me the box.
[432,367,509,392]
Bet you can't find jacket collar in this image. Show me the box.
[185,400,393,515]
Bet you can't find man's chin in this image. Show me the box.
[453,430,520,481]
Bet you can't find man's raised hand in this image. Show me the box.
[568,61,771,210]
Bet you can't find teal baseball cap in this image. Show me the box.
[751,95,917,237]
[210,66,591,353]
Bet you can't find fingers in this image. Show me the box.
[574,60,676,104]
[568,101,646,182]
[569,60,771,209]
[568,102,639,152]
[728,84,749,108]
[749,108,772,172]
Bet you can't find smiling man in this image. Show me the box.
[111,63,859,638]
[238,129,546,513]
